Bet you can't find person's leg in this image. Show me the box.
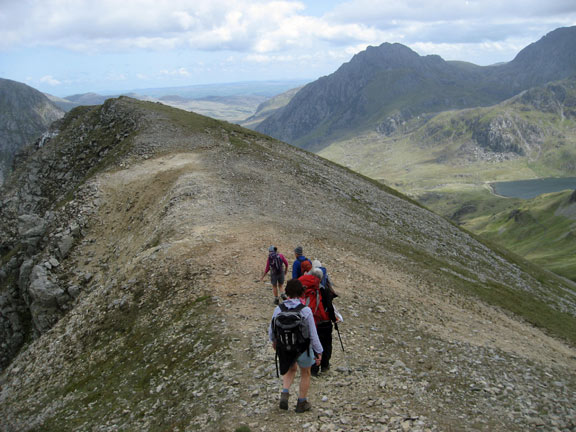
[295,365,313,412]
[312,323,331,375]
[282,362,298,390]
[279,362,297,410]
[321,325,333,371]
[298,366,311,399]
[271,273,280,303]
[278,272,286,298]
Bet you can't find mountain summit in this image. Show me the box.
[1,98,575,430]
[0,78,65,183]
[256,26,576,151]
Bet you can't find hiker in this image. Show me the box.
[299,265,338,377]
[292,246,311,279]
[261,245,289,305]
[269,279,323,413]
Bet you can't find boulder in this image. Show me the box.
[57,235,74,259]
[17,214,47,238]
[28,265,63,307]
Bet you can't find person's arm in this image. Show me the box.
[321,285,337,322]
[304,308,323,355]
[260,258,271,281]
[281,254,289,274]
[292,260,300,279]
[268,307,280,342]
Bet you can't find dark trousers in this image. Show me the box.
[312,321,333,373]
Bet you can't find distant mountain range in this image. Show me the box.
[256,26,576,151]
[0,78,64,184]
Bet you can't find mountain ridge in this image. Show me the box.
[1,98,575,431]
[256,26,576,151]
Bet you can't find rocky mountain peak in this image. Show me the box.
[256,26,576,151]
[0,78,65,184]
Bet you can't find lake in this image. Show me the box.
[491,177,576,199]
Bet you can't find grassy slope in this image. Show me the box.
[319,80,576,281]
[465,191,576,280]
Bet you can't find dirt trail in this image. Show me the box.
[187,227,576,431]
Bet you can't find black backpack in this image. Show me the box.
[272,303,310,376]
[269,252,283,273]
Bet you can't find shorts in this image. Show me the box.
[278,346,316,375]
[296,346,316,368]
[270,271,285,286]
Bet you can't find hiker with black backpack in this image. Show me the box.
[299,264,339,377]
[269,279,323,413]
[292,246,312,279]
[261,245,289,305]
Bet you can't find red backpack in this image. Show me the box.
[299,274,330,324]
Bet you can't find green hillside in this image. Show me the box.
[320,77,576,280]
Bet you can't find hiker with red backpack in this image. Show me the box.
[269,279,323,413]
[299,263,339,377]
[292,246,311,279]
[261,246,289,305]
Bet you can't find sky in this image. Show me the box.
[1,0,575,97]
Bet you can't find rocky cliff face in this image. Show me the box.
[256,43,488,150]
[256,26,576,151]
[0,99,140,368]
[1,98,575,431]
[0,78,65,184]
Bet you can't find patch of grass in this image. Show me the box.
[33,276,229,431]
[467,279,576,345]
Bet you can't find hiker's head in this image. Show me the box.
[285,279,304,298]
[294,246,303,256]
[301,260,312,273]
[309,268,323,280]
[312,259,322,269]
[269,245,276,253]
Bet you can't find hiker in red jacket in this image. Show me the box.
[299,266,338,376]
[261,246,289,305]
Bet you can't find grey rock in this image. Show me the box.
[28,265,63,307]
[18,214,47,238]
[67,285,81,299]
[57,235,74,258]
[18,259,34,290]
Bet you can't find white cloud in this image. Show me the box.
[160,68,191,77]
[2,0,576,90]
[39,75,61,86]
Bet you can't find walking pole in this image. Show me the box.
[335,322,345,352]
[334,322,352,374]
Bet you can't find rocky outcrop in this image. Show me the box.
[0,98,141,369]
[469,115,545,156]
[0,78,65,184]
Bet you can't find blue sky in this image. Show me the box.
[1,0,575,97]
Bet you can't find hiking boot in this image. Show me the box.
[280,293,287,300]
[273,297,279,305]
[295,399,311,413]
[279,392,289,410]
